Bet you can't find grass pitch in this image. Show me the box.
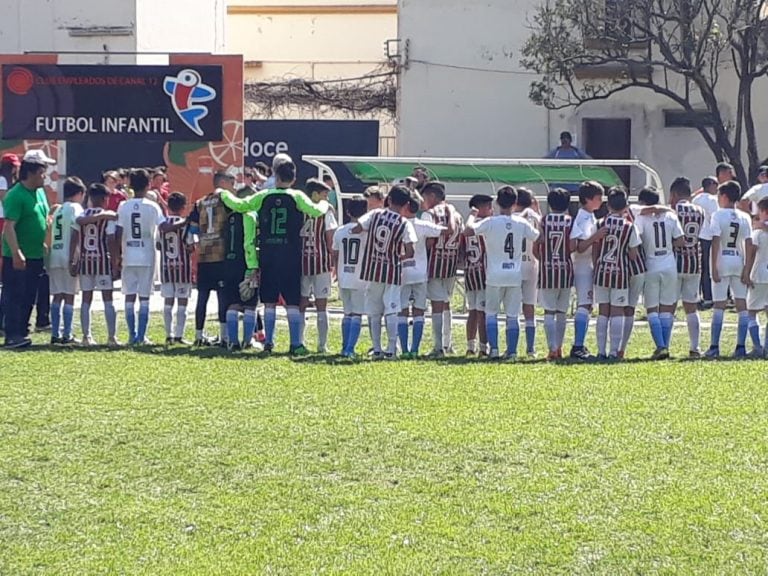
[1,319,767,575]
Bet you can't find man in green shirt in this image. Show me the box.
[2,150,55,348]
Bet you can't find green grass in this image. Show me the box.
[2,318,767,575]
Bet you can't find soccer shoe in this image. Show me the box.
[400,352,414,360]
[426,349,445,359]
[107,337,122,348]
[50,336,62,345]
[193,337,211,347]
[688,349,702,359]
[465,350,477,357]
[733,346,748,359]
[165,337,175,347]
[596,354,609,362]
[81,336,97,347]
[262,343,275,355]
[749,347,764,359]
[60,336,81,346]
[383,352,397,361]
[35,323,52,333]
[370,351,385,361]
[174,338,192,346]
[4,337,32,349]
[317,346,330,355]
[489,349,501,360]
[569,346,593,361]
[503,352,517,362]
[546,350,559,361]
[527,351,538,360]
[289,345,310,357]
[651,347,670,361]
[704,346,720,359]
[443,346,456,355]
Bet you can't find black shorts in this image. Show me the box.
[197,261,227,292]
[260,259,301,307]
[222,271,259,308]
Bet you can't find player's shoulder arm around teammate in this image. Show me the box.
[402,220,417,259]
[290,189,328,218]
[352,211,373,234]
[220,188,263,214]
[523,216,541,242]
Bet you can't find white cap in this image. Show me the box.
[272,153,292,169]
[23,149,56,166]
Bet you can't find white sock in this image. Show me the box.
[543,313,556,352]
[467,338,477,353]
[442,309,452,350]
[385,314,399,354]
[609,316,624,356]
[318,310,329,350]
[370,314,383,353]
[596,315,609,356]
[687,312,700,351]
[621,315,635,352]
[555,312,567,349]
[300,312,307,346]
[176,306,187,339]
[163,305,173,338]
[81,302,92,338]
[432,312,444,352]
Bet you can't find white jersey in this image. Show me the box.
[49,201,84,269]
[636,211,683,272]
[332,223,368,291]
[472,214,540,287]
[570,208,597,270]
[402,218,444,285]
[750,229,768,284]
[743,183,768,216]
[117,197,165,267]
[518,208,541,277]
[710,208,752,277]
[692,193,719,240]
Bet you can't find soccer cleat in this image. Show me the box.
[370,351,385,361]
[608,354,620,362]
[400,352,414,360]
[688,349,702,359]
[596,354,610,362]
[262,343,274,355]
[733,346,748,359]
[165,337,175,347]
[503,352,517,362]
[35,323,52,333]
[50,336,62,345]
[138,338,154,346]
[289,345,310,357]
[426,349,445,359]
[61,336,81,346]
[569,346,593,361]
[193,337,210,347]
[704,346,720,359]
[81,336,97,347]
[107,338,122,348]
[443,346,456,356]
[383,352,397,361]
[527,351,538,360]
[174,338,192,346]
[489,349,501,360]
[749,347,764,359]
[4,337,32,349]
[651,347,670,361]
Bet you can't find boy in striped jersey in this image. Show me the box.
[48,177,85,345]
[160,192,193,346]
[622,204,647,358]
[592,188,641,359]
[670,177,706,357]
[299,178,338,353]
[514,188,542,357]
[536,188,573,360]
[72,184,119,346]
[745,197,768,356]
[421,181,464,356]
[353,186,417,359]
[464,194,493,356]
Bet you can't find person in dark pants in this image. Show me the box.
[694,176,720,309]
[2,150,55,348]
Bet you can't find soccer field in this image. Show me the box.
[2,321,767,574]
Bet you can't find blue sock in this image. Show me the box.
[660,313,674,349]
[63,304,74,339]
[287,307,302,348]
[227,310,239,347]
[265,307,277,345]
[574,308,589,347]
[749,319,761,349]
[398,317,409,353]
[412,317,425,355]
[506,317,520,356]
[126,301,136,342]
[348,316,362,354]
[737,311,749,348]
[341,316,351,354]
[51,300,62,339]
[648,313,664,348]
[243,309,256,345]
[486,315,499,351]
[711,308,724,348]
[525,320,535,354]
[137,300,150,342]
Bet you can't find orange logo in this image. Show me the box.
[7,67,34,96]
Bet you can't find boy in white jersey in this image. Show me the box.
[569,181,607,360]
[333,197,369,358]
[706,181,753,358]
[744,197,768,356]
[47,177,85,345]
[464,194,493,356]
[115,169,174,345]
[513,187,541,357]
[399,190,446,358]
[466,186,539,361]
[635,187,684,359]
[693,176,719,308]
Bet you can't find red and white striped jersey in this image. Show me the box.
[358,208,417,285]
[160,216,192,284]
[77,208,116,277]
[462,231,487,292]
[675,201,706,275]
[422,203,464,279]
[593,214,641,289]
[538,212,574,290]
[625,206,648,276]
[301,208,338,276]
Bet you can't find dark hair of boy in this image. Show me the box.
[637,186,660,206]
[578,180,604,205]
[670,177,692,198]
[305,178,330,195]
[516,187,534,208]
[407,190,424,214]
[607,187,628,211]
[497,186,517,209]
[388,185,411,207]
[275,160,296,183]
[88,183,109,203]
[63,177,86,199]
[701,176,718,189]
[715,162,734,177]
[130,168,150,192]
[469,194,493,210]
[322,174,334,184]
[345,196,368,220]
[757,197,768,213]
[718,180,742,203]
[547,188,570,212]
[167,192,187,213]
[421,181,446,200]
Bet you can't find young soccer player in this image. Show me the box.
[536,188,573,360]
[332,196,369,358]
[421,181,464,356]
[635,187,684,359]
[569,181,607,360]
[159,192,192,345]
[670,177,706,357]
[466,186,540,360]
[48,177,85,345]
[464,194,493,356]
[72,184,119,346]
[115,169,172,345]
[399,189,446,358]
[513,187,542,357]
[693,176,719,309]
[745,197,768,356]
[706,180,753,358]
[592,187,641,360]
[354,186,417,359]
[300,178,338,353]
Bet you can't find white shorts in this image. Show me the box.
[574,266,594,307]
[367,282,401,316]
[122,266,155,298]
[644,268,678,309]
[594,285,629,307]
[539,288,570,313]
[521,261,538,306]
[678,273,701,304]
[629,274,645,308]
[401,282,428,310]
[49,268,78,296]
[712,276,747,302]
[466,290,486,312]
[340,287,366,316]
[301,273,332,299]
[485,285,522,317]
[427,277,456,303]
[161,282,193,299]
[80,274,113,292]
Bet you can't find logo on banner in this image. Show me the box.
[163,69,216,137]
[6,67,34,96]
